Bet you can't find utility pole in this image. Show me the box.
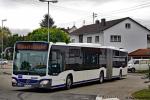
[39,0,58,42]
[83,20,85,26]
[93,12,97,24]
[1,19,7,73]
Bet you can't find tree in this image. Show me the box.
[0,27,11,43]
[0,27,11,58]
[0,27,11,36]
[27,27,70,43]
[40,14,54,28]
[6,34,24,47]
[5,34,26,59]
[50,28,70,43]
[0,27,11,34]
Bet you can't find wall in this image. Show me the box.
[104,19,149,52]
[70,32,104,45]
[82,32,104,45]
[69,19,150,53]
[70,35,79,43]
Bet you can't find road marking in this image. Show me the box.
[17,92,24,100]
[95,96,120,100]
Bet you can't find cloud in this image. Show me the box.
[1,0,149,30]
[58,0,115,7]
[59,0,113,3]
[136,19,150,29]
[0,0,39,8]
[1,0,115,8]
[1,0,146,7]
[10,28,31,36]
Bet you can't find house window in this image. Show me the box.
[79,35,83,43]
[71,39,75,43]
[87,37,92,43]
[110,35,121,42]
[147,35,150,43]
[95,36,99,43]
[125,23,131,29]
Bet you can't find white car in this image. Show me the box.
[0,59,8,65]
[128,59,150,72]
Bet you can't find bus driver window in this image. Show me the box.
[48,50,62,75]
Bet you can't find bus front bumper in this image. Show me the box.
[12,77,52,88]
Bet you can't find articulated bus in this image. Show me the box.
[12,41,128,89]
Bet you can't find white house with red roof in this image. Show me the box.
[70,17,150,53]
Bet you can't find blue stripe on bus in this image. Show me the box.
[21,79,38,83]
[51,84,66,89]
[51,78,102,88]
[12,76,111,88]
[112,76,119,78]
[51,78,101,88]
[73,78,100,85]
[17,79,38,84]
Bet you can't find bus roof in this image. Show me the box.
[51,42,127,52]
[14,41,127,52]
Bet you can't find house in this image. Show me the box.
[61,25,77,34]
[129,48,150,59]
[70,17,150,52]
[68,25,77,33]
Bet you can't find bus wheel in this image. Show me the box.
[99,72,104,84]
[66,75,72,90]
[131,68,135,73]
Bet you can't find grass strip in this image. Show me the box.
[132,89,150,100]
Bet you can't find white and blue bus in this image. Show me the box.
[12,41,128,89]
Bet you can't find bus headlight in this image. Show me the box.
[12,78,17,83]
[12,78,17,86]
[40,80,49,85]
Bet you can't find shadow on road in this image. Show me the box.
[14,88,60,93]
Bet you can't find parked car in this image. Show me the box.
[128,59,150,72]
[0,59,8,65]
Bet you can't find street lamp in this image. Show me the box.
[39,0,58,42]
[1,19,7,69]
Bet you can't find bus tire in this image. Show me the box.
[131,68,135,73]
[99,71,104,84]
[66,75,73,90]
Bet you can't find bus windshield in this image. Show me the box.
[13,50,48,76]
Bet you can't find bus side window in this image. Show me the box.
[99,49,107,67]
[69,49,80,58]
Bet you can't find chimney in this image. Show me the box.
[95,20,100,24]
[101,18,106,26]
[67,27,70,30]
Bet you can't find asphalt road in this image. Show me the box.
[0,74,148,100]
[0,64,149,100]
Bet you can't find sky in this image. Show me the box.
[0,0,150,35]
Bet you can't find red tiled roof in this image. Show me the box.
[129,49,150,57]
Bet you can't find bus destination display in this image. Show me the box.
[16,42,48,51]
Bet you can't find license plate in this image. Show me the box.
[24,84,32,87]
[17,83,24,87]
